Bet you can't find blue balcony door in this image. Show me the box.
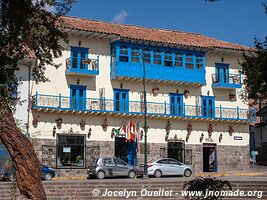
[114,89,129,112]
[202,96,215,118]
[70,85,86,110]
[170,93,183,115]
[71,47,89,70]
[216,63,229,84]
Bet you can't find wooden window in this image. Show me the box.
[153,49,162,65]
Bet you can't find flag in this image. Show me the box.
[130,121,135,141]
[136,122,140,141]
[127,120,131,140]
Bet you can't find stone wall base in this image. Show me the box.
[32,138,250,177]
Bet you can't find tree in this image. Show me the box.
[0,0,74,199]
[240,38,267,104]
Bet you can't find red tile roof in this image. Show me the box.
[57,16,252,52]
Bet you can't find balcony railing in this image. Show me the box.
[65,56,99,76]
[32,93,256,123]
[212,73,241,89]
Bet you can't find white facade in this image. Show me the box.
[14,19,254,173]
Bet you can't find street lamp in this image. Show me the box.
[141,51,148,178]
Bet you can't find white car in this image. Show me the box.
[147,158,193,178]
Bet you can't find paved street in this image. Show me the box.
[49,175,267,184]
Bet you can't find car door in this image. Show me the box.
[168,159,184,175]
[113,158,129,176]
[102,158,116,177]
[156,159,172,175]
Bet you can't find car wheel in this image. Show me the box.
[128,170,136,179]
[154,170,162,178]
[96,171,105,179]
[44,173,53,181]
[184,169,192,177]
[8,174,16,182]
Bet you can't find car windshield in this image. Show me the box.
[102,158,114,164]
[168,159,180,165]
[156,159,169,164]
[114,158,127,165]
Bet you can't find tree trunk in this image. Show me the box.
[0,108,46,200]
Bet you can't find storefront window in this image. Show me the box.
[57,134,85,168]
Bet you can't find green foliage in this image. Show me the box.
[183,177,232,200]
[240,38,267,103]
[0,0,75,110]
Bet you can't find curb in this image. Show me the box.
[194,172,265,177]
[51,172,266,181]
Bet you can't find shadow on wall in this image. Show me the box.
[111,80,202,97]
[31,111,248,134]
[65,76,96,92]
[213,89,237,102]
[65,36,111,57]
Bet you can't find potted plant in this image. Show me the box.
[82,59,91,64]
[165,121,171,134]
[152,87,159,97]
[229,93,235,101]
[184,90,190,98]
[102,118,108,131]
[32,116,39,127]
[55,117,63,127]
[80,119,86,129]
[228,126,234,136]
[208,124,214,138]
[187,123,193,135]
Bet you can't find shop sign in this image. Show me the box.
[234,136,242,140]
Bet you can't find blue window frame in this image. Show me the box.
[215,63,229,84]
[119,46,129,62]
[114,89,129,112]
[131,47,140,63]
[70,47,89,70]
[153,49,162,65]
[196,54,204,69]
[170,93,184,115]
[143,48,151,64]
[70,85,86,110]
[174,52,183,67]
[164,50,173,67]
[202,96,215,118]
[185,53,194,69]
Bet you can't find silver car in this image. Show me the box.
[88,157,137,179]
[147,158,193,178]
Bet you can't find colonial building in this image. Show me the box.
[15,16,256,176]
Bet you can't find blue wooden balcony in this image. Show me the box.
[111,62,206,86]
[212,73,241,89]
[65,56,99,76]
[32,93,256,123]
[110,43,206,87]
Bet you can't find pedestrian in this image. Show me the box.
[251,150,257,165]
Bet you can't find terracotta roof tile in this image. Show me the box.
[57,16,252,51]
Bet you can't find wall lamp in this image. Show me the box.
[87,128,92,139]
[219,133,223,143]
[52,126,56,137]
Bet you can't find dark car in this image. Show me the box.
[0,162,56,181]
[41,165,56,181]
[0,160,16,181]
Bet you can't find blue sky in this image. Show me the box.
[69,0,267,47]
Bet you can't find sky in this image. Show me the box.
[69,0,267,47]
